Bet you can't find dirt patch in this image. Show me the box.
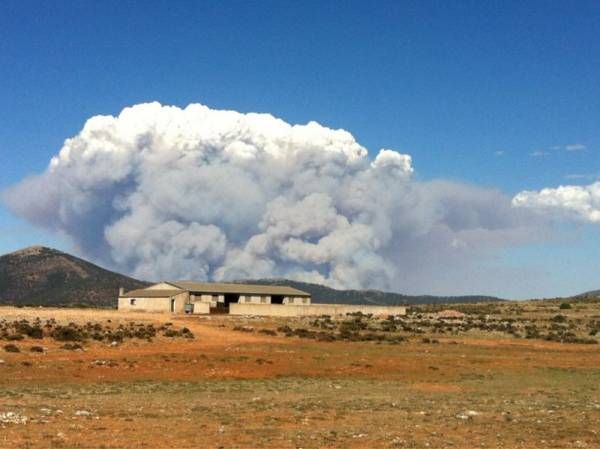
[1,306,599,448]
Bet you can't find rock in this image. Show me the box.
[0,412,28,424]
[456,410,479,420]
[74,410,93,417]
[91,359,118,367]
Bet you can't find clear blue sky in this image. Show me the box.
[1,0,599,297]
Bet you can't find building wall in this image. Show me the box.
[238,295,270,304]
[284,296,311,305]
[192,294,223,307]
[229,303,406,317]
[118,291,189,313]
[145,282,183,291]
[190,302,210,314]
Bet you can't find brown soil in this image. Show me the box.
[1,307,599,449]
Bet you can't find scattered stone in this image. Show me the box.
[74,410,93,417]
[456,410,480,420]
[0,412,28,424]
[91,359,119,367]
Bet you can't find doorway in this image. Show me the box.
[170,298,175,313]
[211,293,239,314]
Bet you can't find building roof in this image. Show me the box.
[166,281,311,297]
[120,289,182,298]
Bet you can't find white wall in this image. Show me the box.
[190,302,210,314]
[284,296,311,305]
[118,291,189,313]
[229,303,406,317]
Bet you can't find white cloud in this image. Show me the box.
[513,182,600,223]
[530,150,549,157]
[565,173,600,181]
[565,144,586,152]
[494,150,505,156]
[3,102,545,294]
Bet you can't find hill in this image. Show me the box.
[236,278,504,305]
[0,246,148,307]
[573,289,600,300]
[0,246,504,308]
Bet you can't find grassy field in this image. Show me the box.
[0,300,599,449]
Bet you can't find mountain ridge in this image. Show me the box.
[0,245,148,307]
[0,245,552,307]
[234,278,505,305]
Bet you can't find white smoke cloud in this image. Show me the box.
[4,102,545,294]
[512,182,600,223]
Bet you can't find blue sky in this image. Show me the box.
[1,0,599,297]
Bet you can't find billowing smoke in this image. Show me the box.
[4,102,544,294]
[513,182,600,223]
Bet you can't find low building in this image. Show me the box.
[118,281,407,317]
[118,281,311,314]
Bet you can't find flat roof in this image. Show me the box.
[167,281,311,297]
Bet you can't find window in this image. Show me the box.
[303,298,308,304]
[130,298,136,306]
[260,296,266,303]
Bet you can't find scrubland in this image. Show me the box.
[0,299,599,449]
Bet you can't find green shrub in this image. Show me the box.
[52,326,85,341]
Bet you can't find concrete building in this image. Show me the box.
[118,281,312,314]
[118,281,407,317]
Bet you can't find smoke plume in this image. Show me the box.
[4,102,543,294]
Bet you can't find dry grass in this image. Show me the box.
[0,303,599,448]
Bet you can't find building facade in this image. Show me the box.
[118,281,407,316]
[118,281,311,314]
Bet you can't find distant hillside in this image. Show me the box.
[237,278,504,305]
[574,289,600,299]
[0,246,148,307]
[0,246,504,308]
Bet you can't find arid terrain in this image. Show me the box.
[1,299,599,449]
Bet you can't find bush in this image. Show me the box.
[559,302,572,310]
[16,322,44,339]
[4,344,20,353]
[6,334,24,341]
[52,326,85,341]
[30,346,44,353]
